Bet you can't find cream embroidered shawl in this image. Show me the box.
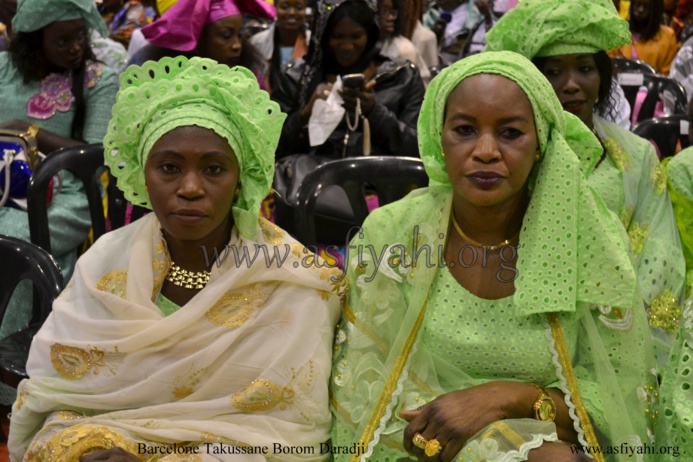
[8,214,344,461]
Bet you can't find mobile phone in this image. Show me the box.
[342,73,365,90]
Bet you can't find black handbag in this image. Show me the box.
[273,154,358,243]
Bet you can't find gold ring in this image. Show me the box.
[425,438,442,457]
[412,432,427,450]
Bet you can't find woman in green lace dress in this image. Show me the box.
[485,0,686,367]
[330,51,656,462]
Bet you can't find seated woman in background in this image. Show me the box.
[331,51,656,462]
[609,0,679,75]
[402,0,439,86]
[485,0,686,366]
[271,0,425,159]
[131,0,274,87]
[8,56,343,461]
[0,0,118,404]
[376,0,430,83]
[248,0,310,92]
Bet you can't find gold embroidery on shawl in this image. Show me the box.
[96,270,128,298]
[291,242,305,259]
[628,222,649,254]
[319,267,349,303]
[30,424,138,462]
[259,217,285,245]
[15,390,26,411]
[652,163,667,195]
[153,242,171,300]
[648,289,682,332]
[547,313,605,462]
[230,377,293,412]
[603,137,630,172]
[55,410,85,421]
[478,421,525,448]
[317,289,332,300]
[205,283,272,327]
[173,365,207,399]
[351,293,431,462]
[50,344,125,380]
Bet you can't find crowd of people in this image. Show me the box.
[1,0,693,460]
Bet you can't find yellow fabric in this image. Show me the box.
[609,25,680,75]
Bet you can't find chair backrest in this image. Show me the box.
[107,173,149,231]
[610,56,656,75]
[0,235,63,385]
[0,235,63,329]
[295,157,429,246]
[632,114,691,159]
[618,74,688,123]
[27,144,106,254]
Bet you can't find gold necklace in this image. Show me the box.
[165,262,210,290]
[451,214,518,251]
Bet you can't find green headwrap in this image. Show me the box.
[484,0,630,58]
[419,51,636,316]
[104,56,286,240]
[12,0,108,36]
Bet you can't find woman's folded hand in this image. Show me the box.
[79,447,141,462]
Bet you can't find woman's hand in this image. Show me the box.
[300,82,334,124]
[528,442,591,462]
[340,80,377,116]
[79,448,141,461]
[401,382,516,461]
[401,381,541,461]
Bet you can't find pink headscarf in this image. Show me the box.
[142,0,276,51]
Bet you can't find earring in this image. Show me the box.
[234,186,241,199]
[535,153,540,161]
[441,151,445,158]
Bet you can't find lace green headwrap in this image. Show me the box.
[484,0,630,58]
[419,51,636,315]
[12,0,108,36]
[104,56,286,240]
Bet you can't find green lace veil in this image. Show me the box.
[104,56,286,240]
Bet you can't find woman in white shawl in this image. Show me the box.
[8,56,344,462]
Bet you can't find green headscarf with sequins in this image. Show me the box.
[484,0,630,58]
[12,0,108,36]
[104,56,286,240]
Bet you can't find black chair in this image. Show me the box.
[632,115,691,159]
[617,73,688,124]
[295,157,429,246]
[611,56,656,75]
[107,173,149,230]
[0,235,63,388]
[27,144,107,254]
